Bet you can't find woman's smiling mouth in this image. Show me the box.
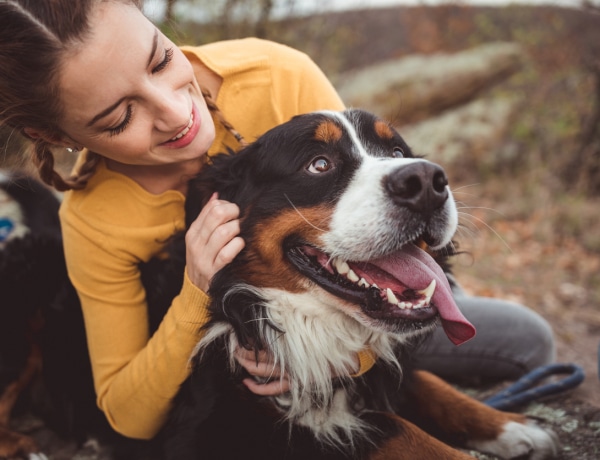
[170,113,194,141]
[162,104,201,148]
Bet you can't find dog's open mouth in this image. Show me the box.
[287,242,475,345]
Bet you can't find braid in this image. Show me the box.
[74,150,101,187]
[201,89,248,148]
[30,139,100,191]
[31,140,72,191]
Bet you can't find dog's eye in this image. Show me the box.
[393,147,404,158]
[307,157,331,173]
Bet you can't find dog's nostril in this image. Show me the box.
[385,162,449,214]
[432,170,448,193]
[402,176,423,199]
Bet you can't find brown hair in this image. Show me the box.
[0,0,244,191]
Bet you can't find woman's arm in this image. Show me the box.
[59,173,243,439]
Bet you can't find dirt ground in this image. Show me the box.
[445,173,600,458]
[449,181,600,410]
[8,384,599,459]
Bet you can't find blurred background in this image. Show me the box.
[1,0,598,403]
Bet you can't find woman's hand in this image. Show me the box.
[235,348,362,396]
[235,348,291,396]
[185,193,245,293]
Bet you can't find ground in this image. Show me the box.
[7,383,600,459]
[449,174,600,410]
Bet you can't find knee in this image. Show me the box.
[519,309,556,371]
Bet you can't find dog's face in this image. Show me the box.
[188,109,475,345]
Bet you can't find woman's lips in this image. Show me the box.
[161,104,200,149]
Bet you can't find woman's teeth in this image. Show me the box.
[170,113,194,141]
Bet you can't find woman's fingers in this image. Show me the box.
[185,194,244,292]
[235,348,291,395]
[235,348,280,375]
[242,377,290,396]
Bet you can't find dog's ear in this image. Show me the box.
[185,146,260,229]
[208,271,282,353]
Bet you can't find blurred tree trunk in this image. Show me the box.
[579,60,600,149]
[572,58,600,194]
[165,0,177,23]
[219,0,243,38]
[254,0,274,38]
[564,1,600,194]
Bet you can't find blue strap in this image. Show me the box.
[0,217,15,242]
[483,363,585,411]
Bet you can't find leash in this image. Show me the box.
[483,363,586,411]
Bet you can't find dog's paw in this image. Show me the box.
[28,454,49,460]
[467,420,559,459]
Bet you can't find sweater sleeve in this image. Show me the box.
[60,176,210,440]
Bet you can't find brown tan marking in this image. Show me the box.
[240,205,333,292]
[314,120,343,144]
[374,120,395,140]
[369,414,475,460]
[408,370,527,441]
[0,336,42,457]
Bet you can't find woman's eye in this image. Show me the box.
[152,47,174,74]
[307,157,332,173]
[107,105,133,136]
[393,147,404,158]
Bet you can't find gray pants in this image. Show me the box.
[415,287,556,384]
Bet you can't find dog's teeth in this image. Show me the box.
[386,288,399,305]
[413,300,425,309]
[372,283,379,289]
[398,301,408,310]
[335,258,350,275]
[347,269,359,283]
[416,279,436,304]
[358,277,370,288]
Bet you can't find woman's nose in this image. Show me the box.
[148,85,189,133]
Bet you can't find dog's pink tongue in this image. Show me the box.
[371,245,476,345]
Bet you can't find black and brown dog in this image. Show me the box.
[157,109,558,459]
[0,109,558,459]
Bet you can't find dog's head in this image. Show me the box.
[187,109,475,347]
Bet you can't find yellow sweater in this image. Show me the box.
[59,38,346,440]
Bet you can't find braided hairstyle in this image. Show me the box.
[0,0,244,191]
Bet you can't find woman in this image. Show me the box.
[0,0,554,441]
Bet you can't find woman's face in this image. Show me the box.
[58,2,215,166]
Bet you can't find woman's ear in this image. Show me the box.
[23,127,81,150]
[24,127,58,143]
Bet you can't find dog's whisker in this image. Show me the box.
[452,183,480,191]
[456,205,507,219]
[284,194,327,233]
[451,183,481,197]
[454,222,479,241]
[457,212,512,253]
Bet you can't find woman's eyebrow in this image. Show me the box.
[87,30,159,128]
[87,97,126,127]
[147,29,158,68]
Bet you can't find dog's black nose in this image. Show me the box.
[385,162,449,215]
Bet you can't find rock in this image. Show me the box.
[399,96,520,165]
[335,42,524,126]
